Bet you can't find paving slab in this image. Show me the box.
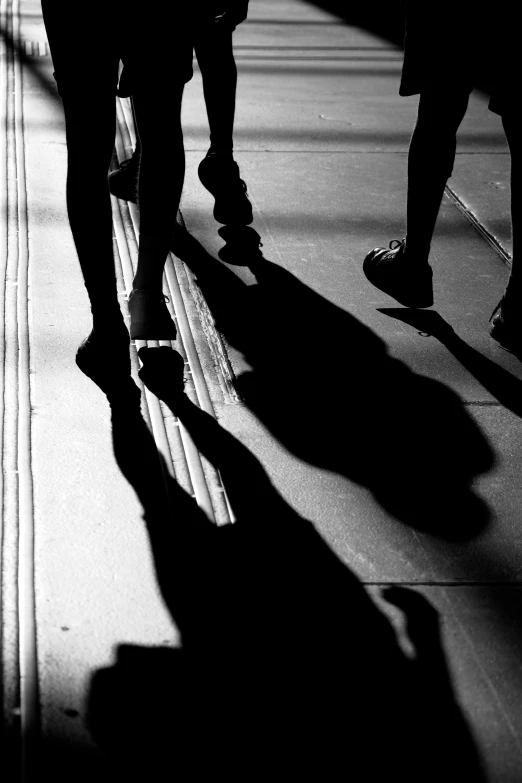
[451,153,512,258]
[371,584,522,783]
[214,397,522,585]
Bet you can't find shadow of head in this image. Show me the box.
[86,590,484,781]
[82,352,486,782]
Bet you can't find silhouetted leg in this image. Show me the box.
[41,0,123,333]
[131,84,185,293]
[195,27,237,155]
[406,87,471,261]
[501,111,519,303]
[62,93,124,331]
[362,86,470,307]
[194,28,253,226]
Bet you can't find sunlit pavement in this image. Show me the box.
[2,0,521,779]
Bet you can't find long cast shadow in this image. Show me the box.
[172,226,494,540]
[379,308,522,417]
[83,348,485,782]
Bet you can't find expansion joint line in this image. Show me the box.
[2,0,39,779]
[444,184,512,266]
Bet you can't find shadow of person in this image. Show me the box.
[379,308,522,417]
[86,347,485,782]
[170,226,494,540]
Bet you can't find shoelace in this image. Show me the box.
[389,238,406,251]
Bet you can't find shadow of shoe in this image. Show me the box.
[217,225,264,266]
[76,338,140,405]
[379,307,522,419]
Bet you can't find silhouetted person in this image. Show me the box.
[362,3,519,353]
[109,1,253,227]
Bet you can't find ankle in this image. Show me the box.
[207,144,233,158]
[404,237,431,264]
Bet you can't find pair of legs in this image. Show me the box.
[128,22,237,159]
[63,83,184,339]
[112,20,252,229]
[42,0,188,346]
[62,89,184,308]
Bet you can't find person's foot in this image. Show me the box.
[108,152,139,203]
[76,322,133,394]
[363,239,434,308]
[198,152,253,226]
[138,346,185,401]
[490,293,522,354]
[128,289,177,341]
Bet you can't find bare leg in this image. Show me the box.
[62,92,124,330]
[194,28,253,226]
[195,27,237,154]
[362,85,471,308]
[131,84,185,293]
[406,87,471,261]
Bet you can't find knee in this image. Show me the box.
[417,88,469,136]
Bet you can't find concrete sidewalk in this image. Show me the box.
[2,0,522,780]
